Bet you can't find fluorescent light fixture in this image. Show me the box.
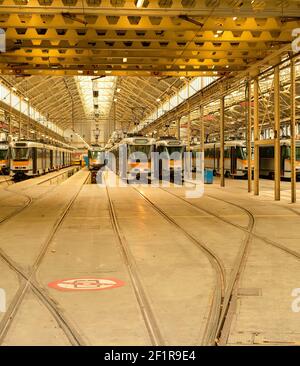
[136,0,145,8]
[24,97,29,101]
[116,88,121,93]
[12,87,17,92]
[78,70,83,74]
[233,16,237,20]
[156,98,161,102]
[123,57,127,63]
[114,98,118,102]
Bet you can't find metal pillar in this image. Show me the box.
[274,65,281,201]
[253,77,259,196]
[247,80,252,193]
[19,98,22,139]
[177,117,181,140]
[187,80,191,150]
[220,96,225,187]
[187,104,191,151]
[200,105,205,180]
[290,58,296,203]
[199,106,204,154]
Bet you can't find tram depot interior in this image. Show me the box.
[0,0,299,348]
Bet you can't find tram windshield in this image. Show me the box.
[89,151,103,160]
[237,147,247,160]
[12,148,29,160]
[165,146,185,158]
[128,144,153,160]
[0,149,8,160]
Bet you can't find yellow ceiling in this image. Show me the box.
[0,0,299,76]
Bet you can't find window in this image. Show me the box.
[224,148,230,158]
[260,146,274,158]
[297,147,300,161]
[237,147,247,160]
[12,148,29,160]
[0,149,8,159]
[89,151,103,160]
[166,146,185,156]
[128,145,154,159]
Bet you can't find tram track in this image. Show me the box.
[125,185,227,346]
[0,167,79,225]
[159,185,300,343]
[105,183,165,346]
[0,169,87,346]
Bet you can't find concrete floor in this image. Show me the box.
[0,170,300,345]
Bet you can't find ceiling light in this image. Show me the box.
[117,88,121,93]
[233,16,237,21]
[217,30,223,34]
[180,76,185,80]
[12,87,17,92]
[136,0,145,8]
[114,98,118,102]
[123,57,127,63]
[24,97,29,101]
[105,70,112,74]
[156,98,161,102]
[78,70,83,74]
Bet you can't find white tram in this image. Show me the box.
[10,140,74,178]
[110,136,156,182]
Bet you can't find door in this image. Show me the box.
[281,145,286,177]
[215,146,220,173]
[32,148,37,174]
[231,147,237,175]
[50,149,53,170]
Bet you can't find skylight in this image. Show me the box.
[76,76,117,118]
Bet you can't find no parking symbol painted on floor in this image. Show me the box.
[48,278,125,292]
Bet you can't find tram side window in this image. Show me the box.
[205,148,214,158]
[37,148,43,159]
[224,148,230,158]
[281,146,300,161]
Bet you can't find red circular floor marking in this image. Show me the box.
[48,277,125,292]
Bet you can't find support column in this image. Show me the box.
[177,117,181,140]
[220,96,225,187]
[187,104,191,151]
[253,76,259,196]
[247,79,252,193]
[187,80,191,150]
[19,98,22,139]
[274,65,281,201]
[199,106,204,154]
[290,58,296,203]
[199,105,205,180]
